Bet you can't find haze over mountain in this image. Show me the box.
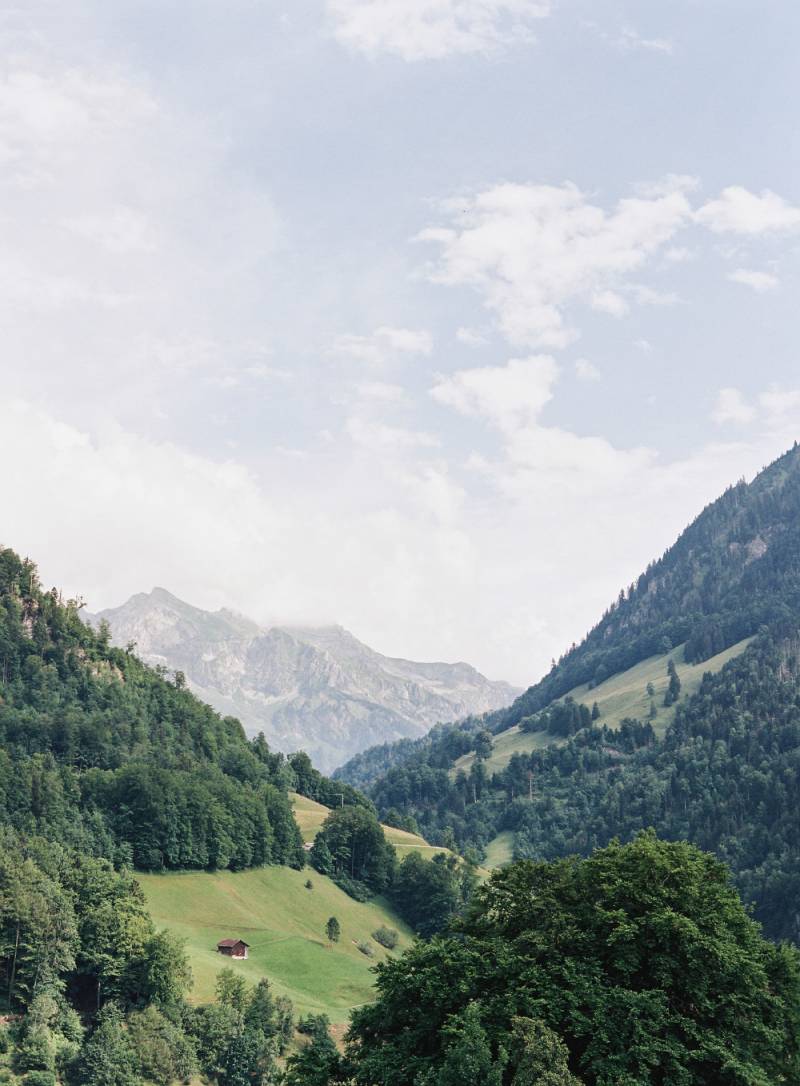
[90,589,519,772]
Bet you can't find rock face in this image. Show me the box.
[89,589,519,773]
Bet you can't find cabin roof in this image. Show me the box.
[217,938,250,948]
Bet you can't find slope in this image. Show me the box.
[494,442,800,733]
[0,547,305,871]
[290,792,455,862]
[453,637,753,776]
[354,444,800,940]
[91,588,519,772]
[138,866,413,1022]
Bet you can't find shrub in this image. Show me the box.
[372,926,398,949]
[297,1014,330,1039]
[305,879,313,889]
[24,1073,57,1086]
[356,940,374,957]
[333,874,372,902]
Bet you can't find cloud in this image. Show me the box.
[0,47,282,424]
[712,387,756,425]
[431,355,559,432]
[417,179,693,349]
[759,384,800,421]
[331,326,433,365]
[456,326,489,347]
[346,416,440,449]
[327,0,551,61]
[575,359,601,382]
[727,268,779,292]
[591,290,629,317]
[618,26,674,55]
[696,186,800,235]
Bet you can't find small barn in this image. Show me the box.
[217,938,250,959]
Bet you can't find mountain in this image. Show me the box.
[338,443,800,941]
[89,589,520,773]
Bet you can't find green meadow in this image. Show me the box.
[138,865,412,1023]
[454,637,753,778]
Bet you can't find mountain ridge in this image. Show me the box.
[89,589,519,773]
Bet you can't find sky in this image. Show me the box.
[2,0,800,685]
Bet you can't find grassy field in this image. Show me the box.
[454,638,753,776]
[290,792,453,861]
[566,637,753,735]
[453,726,553,777]
[484,830,515,869]
[139,866,412,1023]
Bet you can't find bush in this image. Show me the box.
[297,1014,330,1039]
[305,879,313,889]
[333,874,372,902]
[24,1073,57,1086]
[372,926,398,949]
[0,1025,8,1054]
[356,940,374,957]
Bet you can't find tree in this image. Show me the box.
[326,917,340,943]
[346,834,800,1086]
[510,1018,581,1085]
[313,807,396,893]
[473,731,493,761]
[79,1004,140,1086]
[590,702,600,721]
[663,658,681,706]
[284,1027,341,1086]
[428,1003,502,1086]
[309,836,334,876]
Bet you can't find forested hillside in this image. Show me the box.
[338,444,800,942]
[0,547,310,870]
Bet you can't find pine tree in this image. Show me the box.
[326,916,340,943]
[663,659,682,706]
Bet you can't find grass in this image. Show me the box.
[484,830,515,869]
[454,638,753,777]
[290,792,455,860]
[565,637,754,736]
[139,865,412,1024]
[137,794,445,1024]
[452,726,553,777]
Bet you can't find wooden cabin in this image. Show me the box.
[217,938,250,959]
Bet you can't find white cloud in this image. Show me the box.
[346,416,440,450]
[727,268,779,292]
[456,326,489,347]
[417,179,693,349]
[327,0,551,61]
[591,290,630,317]
[431,355,559,432]
[759,384,800,420]
[696,186,800,235]
[0,49,282,423]
[712,387,756,425]
[618,26,674,55]
[356,381,407,401]
[331,326,433,365]
[575,359,601,382]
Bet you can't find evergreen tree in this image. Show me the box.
[326,917,340,943]
[79,1004,140,1086]
[663,658,682,706]
[284,1028,341,1086]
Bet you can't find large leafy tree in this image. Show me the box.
[345,834,800,1086]
[312,806,396,893]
